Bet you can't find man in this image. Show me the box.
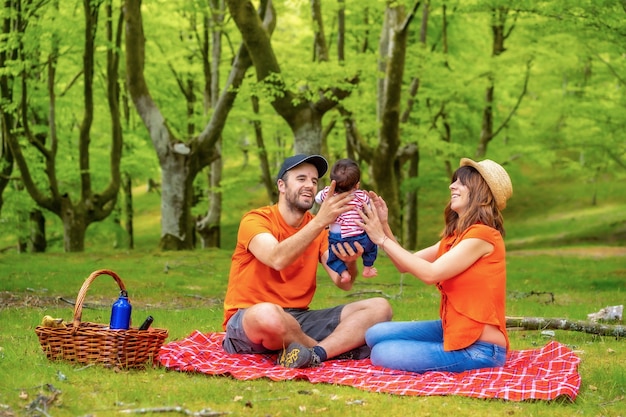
[222,154,393,368]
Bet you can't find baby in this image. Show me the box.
[315,158,378,283]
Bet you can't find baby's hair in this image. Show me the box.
[331,159,361,193]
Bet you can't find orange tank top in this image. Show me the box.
[436,224,509,351]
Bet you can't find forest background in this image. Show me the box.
[1,0,625,253]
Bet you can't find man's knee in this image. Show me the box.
[369,297,393,321]
[244,302,295,336]
[343,297,393,322]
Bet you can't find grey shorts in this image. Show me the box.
[222,305,345,354]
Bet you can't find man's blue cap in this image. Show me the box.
[277,154,328,181]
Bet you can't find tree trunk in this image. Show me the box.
[197,157,223,249]
[197,1,225,248]
[476,7,507,158]
[204,0,226,248]
[250,95,276,203]
[60,197,87,252]
[159,158,195,250]
[311,0,329,62]
[404,152,419,250]
[124,0,202,250]
[28,209,47,253]
[0,11,16,216]
[0,134,14,215]
[126,0,257,250]
[400,4,427,250]
[123,173,134,250]
[477,83,494,158]
[372,4,409,237]
[337,0,345,63]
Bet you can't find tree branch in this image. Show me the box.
[337,105,374,160]
[490,58,532,139]
[313,74,359,114]
[594,52,626,85]
[400,1,421,33]
[506,316,625,338]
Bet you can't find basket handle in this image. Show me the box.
[72,269,127,333]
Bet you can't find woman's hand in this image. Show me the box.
[358,199,387,246]
[368,191,389,224]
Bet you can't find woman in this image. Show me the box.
[359,158,513,373]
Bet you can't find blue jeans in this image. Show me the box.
[327,231,378,274]
[365,320,506,373]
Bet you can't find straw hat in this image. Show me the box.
[460,158,513,210]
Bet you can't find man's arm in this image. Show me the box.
[249,183,356,271]
[248,218,328,271]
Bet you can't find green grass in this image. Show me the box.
[1,160,625,416]
[1,250,625,416]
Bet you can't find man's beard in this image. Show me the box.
[285,189,314,213]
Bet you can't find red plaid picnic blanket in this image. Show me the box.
[158,331,581,401]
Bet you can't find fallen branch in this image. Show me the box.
[118,406,229,416]
[346,289,392,298]
[506,316,625,338]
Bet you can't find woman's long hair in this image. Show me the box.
[441,166,505,238]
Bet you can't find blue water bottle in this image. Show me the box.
[110,290,132,330]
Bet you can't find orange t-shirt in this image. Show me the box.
[222,205,329,329]
[436,224,509,351]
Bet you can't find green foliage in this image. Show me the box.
[2,0,625,251]
[0,186,37,243]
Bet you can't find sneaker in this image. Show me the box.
[334,344,371,360]
[277,342,321,368]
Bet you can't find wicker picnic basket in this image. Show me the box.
[35,269,168,369]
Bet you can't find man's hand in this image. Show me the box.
[329,240,364,288]
[331,240,364,263]
[315,180,354,226]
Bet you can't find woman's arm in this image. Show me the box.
[381,237,493,284]
[359,198,493,284]
[365,191,438,270]
[412,242,440,263]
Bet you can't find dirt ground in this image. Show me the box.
[509,246,626,258]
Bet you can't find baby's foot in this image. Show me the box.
[362,267,377,278]
[340,270,352,283]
